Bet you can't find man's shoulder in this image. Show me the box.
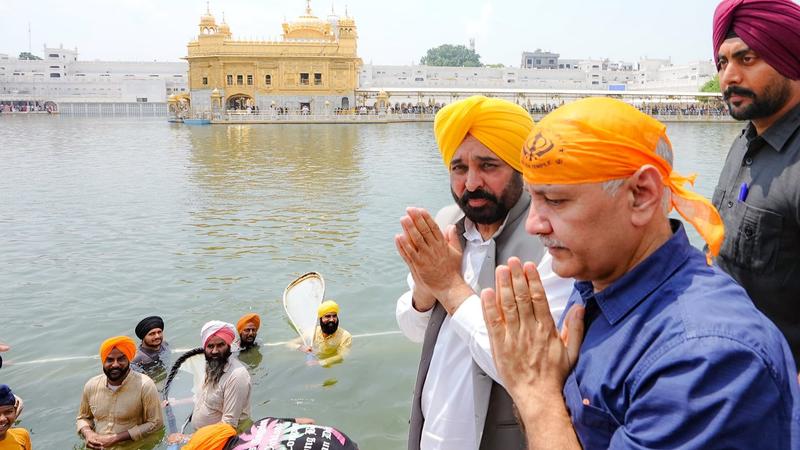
[433,204,464,229]
[84,373,107,390]
[228,358,252,380]
[338,328,353,339]
[646,253,790,367]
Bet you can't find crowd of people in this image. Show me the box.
[0,101,57,114]
[3,0,800,449]
[1,301,353,449]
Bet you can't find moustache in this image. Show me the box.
[460,189,499,204]
[538,235,567,249]
[723,86,755,101]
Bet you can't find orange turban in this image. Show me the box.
[99,336,137,362]
[236,313,261,333]
[182,423,237,450]
[434,95,533,172]
[521,97,724,259]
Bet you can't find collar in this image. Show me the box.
[106,369,134,391]
[574,219,691,326]
[747,101,800,153]
[463,214,510,243]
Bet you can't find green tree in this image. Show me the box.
[18,52,41,60]
[485,63,505,68]
[701,75,720,93]
[420,44,482,67]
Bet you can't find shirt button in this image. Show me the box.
[744,157,753,166]
[727,200,734,208]
[744,226,754,239]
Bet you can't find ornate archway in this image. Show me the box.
[226,94,254,111]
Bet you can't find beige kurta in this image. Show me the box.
[76,370,163,441]
[191,357,251,429]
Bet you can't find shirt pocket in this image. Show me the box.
[563,373,620,449]
[720,202,783,273]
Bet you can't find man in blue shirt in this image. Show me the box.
[480,97,800,449]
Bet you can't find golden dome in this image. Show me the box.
[282,0,333,40]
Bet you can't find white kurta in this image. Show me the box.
[396,218,573,450]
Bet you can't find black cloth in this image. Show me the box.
[223,417,359,450]
[0,384,14,406]
[135,316,164,339]
[713,101,800,369]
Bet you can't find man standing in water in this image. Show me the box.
[395,95,573,450]
[236,313,261,351]
[191,321,251,430]
[307,300,352,367]
[77,336,163,449]
[711,0,800,368]
[131,315,171,374]
[0,385,30,450]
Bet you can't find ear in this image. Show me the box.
[627,165,664,227]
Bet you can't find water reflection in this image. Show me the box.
[185,125,364,270]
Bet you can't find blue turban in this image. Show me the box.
[0,384,15,406]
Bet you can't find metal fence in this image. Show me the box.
[57,102,169,117]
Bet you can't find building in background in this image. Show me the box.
[186,1,361,114]
[0,45,186,115]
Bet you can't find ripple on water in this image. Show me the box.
[0,116,742,449]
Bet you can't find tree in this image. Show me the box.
[485,63,505,68]
[700,75,720,93]
[420,44,482,67]
[18,52,41,60]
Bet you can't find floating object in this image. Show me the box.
[183,118,211,125]
[283,272,325,348]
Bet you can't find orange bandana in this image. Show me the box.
[236,313,261,333]
[434,95,533,172]
[521,97,724,259]
[182,423,237,450]
[99,336,137,362]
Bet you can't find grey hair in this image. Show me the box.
[600,137,673,214]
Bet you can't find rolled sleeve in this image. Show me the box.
[609,338,793,449]
[396,274,432,343]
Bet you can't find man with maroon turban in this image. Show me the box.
[711,0,800,369]
[191,321,251,431]
[76,336,163,449]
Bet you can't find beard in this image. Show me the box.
[103,365,129,383]
[320,319,339,335]
[205,347,232,387]
[724,79,791,121]
[241,335,257,349]
[451,172,523,225]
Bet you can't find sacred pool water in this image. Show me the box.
[0,117,742,449]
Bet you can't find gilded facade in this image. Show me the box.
[186,1,361,113]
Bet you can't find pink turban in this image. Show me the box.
[200,321,236,347]
[713,0,800,80]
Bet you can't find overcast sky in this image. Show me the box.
[0,0,722,66]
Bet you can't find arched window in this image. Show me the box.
[265,74,271,86]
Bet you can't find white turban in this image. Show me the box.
[200,320,236,347]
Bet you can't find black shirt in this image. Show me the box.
[712,101,800,368]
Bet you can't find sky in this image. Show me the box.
[0,0,723,66]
